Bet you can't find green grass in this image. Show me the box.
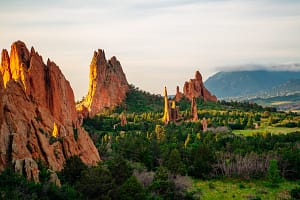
[193,179,299,200]
[232,127,300,136]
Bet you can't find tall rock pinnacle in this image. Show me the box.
[79,49,129,117]
[162,86,170,123]
[191,97,198,121]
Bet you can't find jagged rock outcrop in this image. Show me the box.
[0,41,100,181]
[177,71,217,102]
[174,86,184,102]
[78,50,129,117]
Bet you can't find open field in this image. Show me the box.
[271,101,293,106]
[193,179,299,200]
[232,127,300,136]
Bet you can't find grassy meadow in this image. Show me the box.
[233,127,300,136]
[193,179,299,200]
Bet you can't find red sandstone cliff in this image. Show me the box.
[0,41,100,180]
[78,49,129,117]
[175,71,217,102]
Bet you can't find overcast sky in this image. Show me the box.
[1,0,300,99]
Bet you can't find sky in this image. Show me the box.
[1,0,300,99]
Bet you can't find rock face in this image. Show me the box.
[0,41,100,180]
[177,71,217,102]
[14,158,39,183]
[78,50,129,117]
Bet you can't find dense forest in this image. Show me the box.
[1,87,300,199]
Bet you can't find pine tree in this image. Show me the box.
[268,159,282,187]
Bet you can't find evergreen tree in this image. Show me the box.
[268,159,282,187]
[167,149,184,175]
[118,176,146,200]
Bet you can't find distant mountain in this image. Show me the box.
[265,79,300,96]
[205,70,300,99]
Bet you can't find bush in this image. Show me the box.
[167,149,185,175]
[291,187,300,199]
[267,159,282,187]
[149,167,175,200]
[60,155,87,185]
[118,176,147,200]
[106,155,132,185]
[75,166,114,200]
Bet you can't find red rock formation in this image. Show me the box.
[191,97,198,121]
[174,86,184,102]
[0,49,11,87]
[202,117,208,132]
[78,50,129,117]
[182,71,217,102]
[0,41,100,180]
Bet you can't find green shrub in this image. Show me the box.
[60,155,87,185]
[118,176,147,200]
[291,187,300,199]
[75,166,114,200]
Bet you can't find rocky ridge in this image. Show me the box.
[0,41,100,181]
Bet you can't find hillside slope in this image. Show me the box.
[205,70,300,99]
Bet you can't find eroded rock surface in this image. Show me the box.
[78,50,129,117]
[0,41,100,181]
[177,71,217,102]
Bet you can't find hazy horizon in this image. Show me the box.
[1,0,300,99]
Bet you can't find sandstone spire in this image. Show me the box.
[162,86,170,123]
[0,49,11,87]
[174,86,184,102]
[202,117,208,132]
[9,41,31,95]
[79,49,129,117]
[191,97,198,121]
